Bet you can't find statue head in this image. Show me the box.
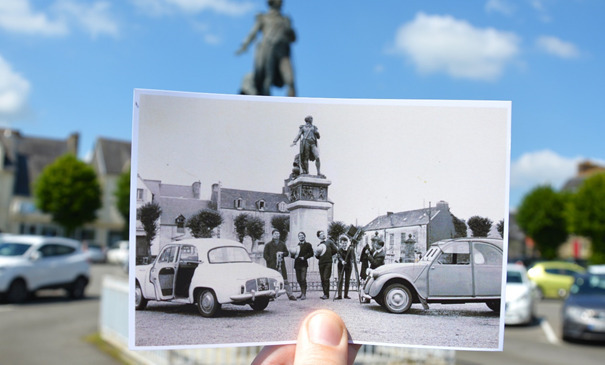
[304,115,313,124]
[268,0,282,10]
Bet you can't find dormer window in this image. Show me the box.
[235,198,244,210]
[256,200,266,211]
[278,201,287,212]
[175,214,186,233]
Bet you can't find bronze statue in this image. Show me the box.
[291,115,321,176]
[236,0,296,96]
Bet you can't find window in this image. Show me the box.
[158,246,177,263]
[437,241,470,265]
[38,244,75,258]
[208,246,252,264]
[179,245,198,263]
[257,200,266,211]
[472,243,501,265]
[234,198,244,210]
[175,214,186,234]
[137,188,144,200]
[278,202,287,212]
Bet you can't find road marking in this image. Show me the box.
[540,318,560,345]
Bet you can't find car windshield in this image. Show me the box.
[208,246,252,264]
[570,274,605,295]
[507,270,523,283]
[0,243,32,256]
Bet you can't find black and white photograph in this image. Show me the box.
[129,89,511,351]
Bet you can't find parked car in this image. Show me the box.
[0,234,90,303]
[82,241,106,263]
[527,261,586,299]
[107,240,128,266]
[505,263,537,325]
[562,272,605,342]
[134,238,285,317]
[360,238,503,314]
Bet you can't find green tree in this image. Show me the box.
[271,215,290,240]
[516,185,568,259]
[114,169,131,239]
[567,173,605,264]
[246,216,265,252]
[467,216,493,238]
[451,214,468,238]
[137,202,162,254]
[496,219,505,239]
[186,209,224,238]
[234,213,250,243]
[34,154,102,236]
[328,221,347,242]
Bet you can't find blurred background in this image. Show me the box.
[1,0,604,364]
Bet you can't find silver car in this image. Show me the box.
[361,238,503,314]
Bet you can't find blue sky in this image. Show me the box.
[1,0,603,213]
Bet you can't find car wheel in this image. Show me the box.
[250,298,270,311]
[196,289,221,317]
[486,300,501,313]
[382,283,412,314]
[7,279,28,304]
[69,277,88,299]
[135,282,148,310]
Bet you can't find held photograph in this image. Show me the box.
[129,89,511,351]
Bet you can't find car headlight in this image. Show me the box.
[565,306,595,321]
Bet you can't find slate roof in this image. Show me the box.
[219,187,289,213]
[158,196,211,223]
[91,138,131,175]
[0,129,77,196]
[364,207,444,231]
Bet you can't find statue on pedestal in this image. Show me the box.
[291,115,322,177]
[236,0,296,96]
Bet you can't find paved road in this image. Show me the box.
[457,299,605,365]
[0,264,126,365]
[135,291,501,349]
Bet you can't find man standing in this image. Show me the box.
[314,230,337,300]
[335,235,354,300]
[264,229,297,300]
[291,115,321,176]
[290,232,313,300]
[367,239,386,269]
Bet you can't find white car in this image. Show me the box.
[0,234,90,303]
[505,263,537,325]
[107,240,129,265]
[135,238,285,317]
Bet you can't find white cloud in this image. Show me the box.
[485,0,515,16]
[510,150,580,189]
[131,0,255,16]
[536,36,580,59]
[0,0,118,38]
[0,55,30,121]
[392,12,520,81]
[53,1,119,38]
[0,0,67,36]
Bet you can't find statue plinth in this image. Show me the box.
[286,175,333,246]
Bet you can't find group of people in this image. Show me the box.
[263,229,386,301]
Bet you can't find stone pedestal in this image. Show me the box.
[286,175,333,244]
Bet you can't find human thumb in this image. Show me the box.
[293,310,353,365]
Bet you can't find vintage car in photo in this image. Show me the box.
[134,238,285,317]
[361,238,503,314]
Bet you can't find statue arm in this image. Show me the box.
[236,14,263,55]
[291,126,303,146]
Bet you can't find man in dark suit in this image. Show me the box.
[290,232,313,300]
[335,235,354,299]
[264,229,297,301]
[367,239,386,269]
[314,230,337,300]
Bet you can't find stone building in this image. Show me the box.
[362,201,457,264]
